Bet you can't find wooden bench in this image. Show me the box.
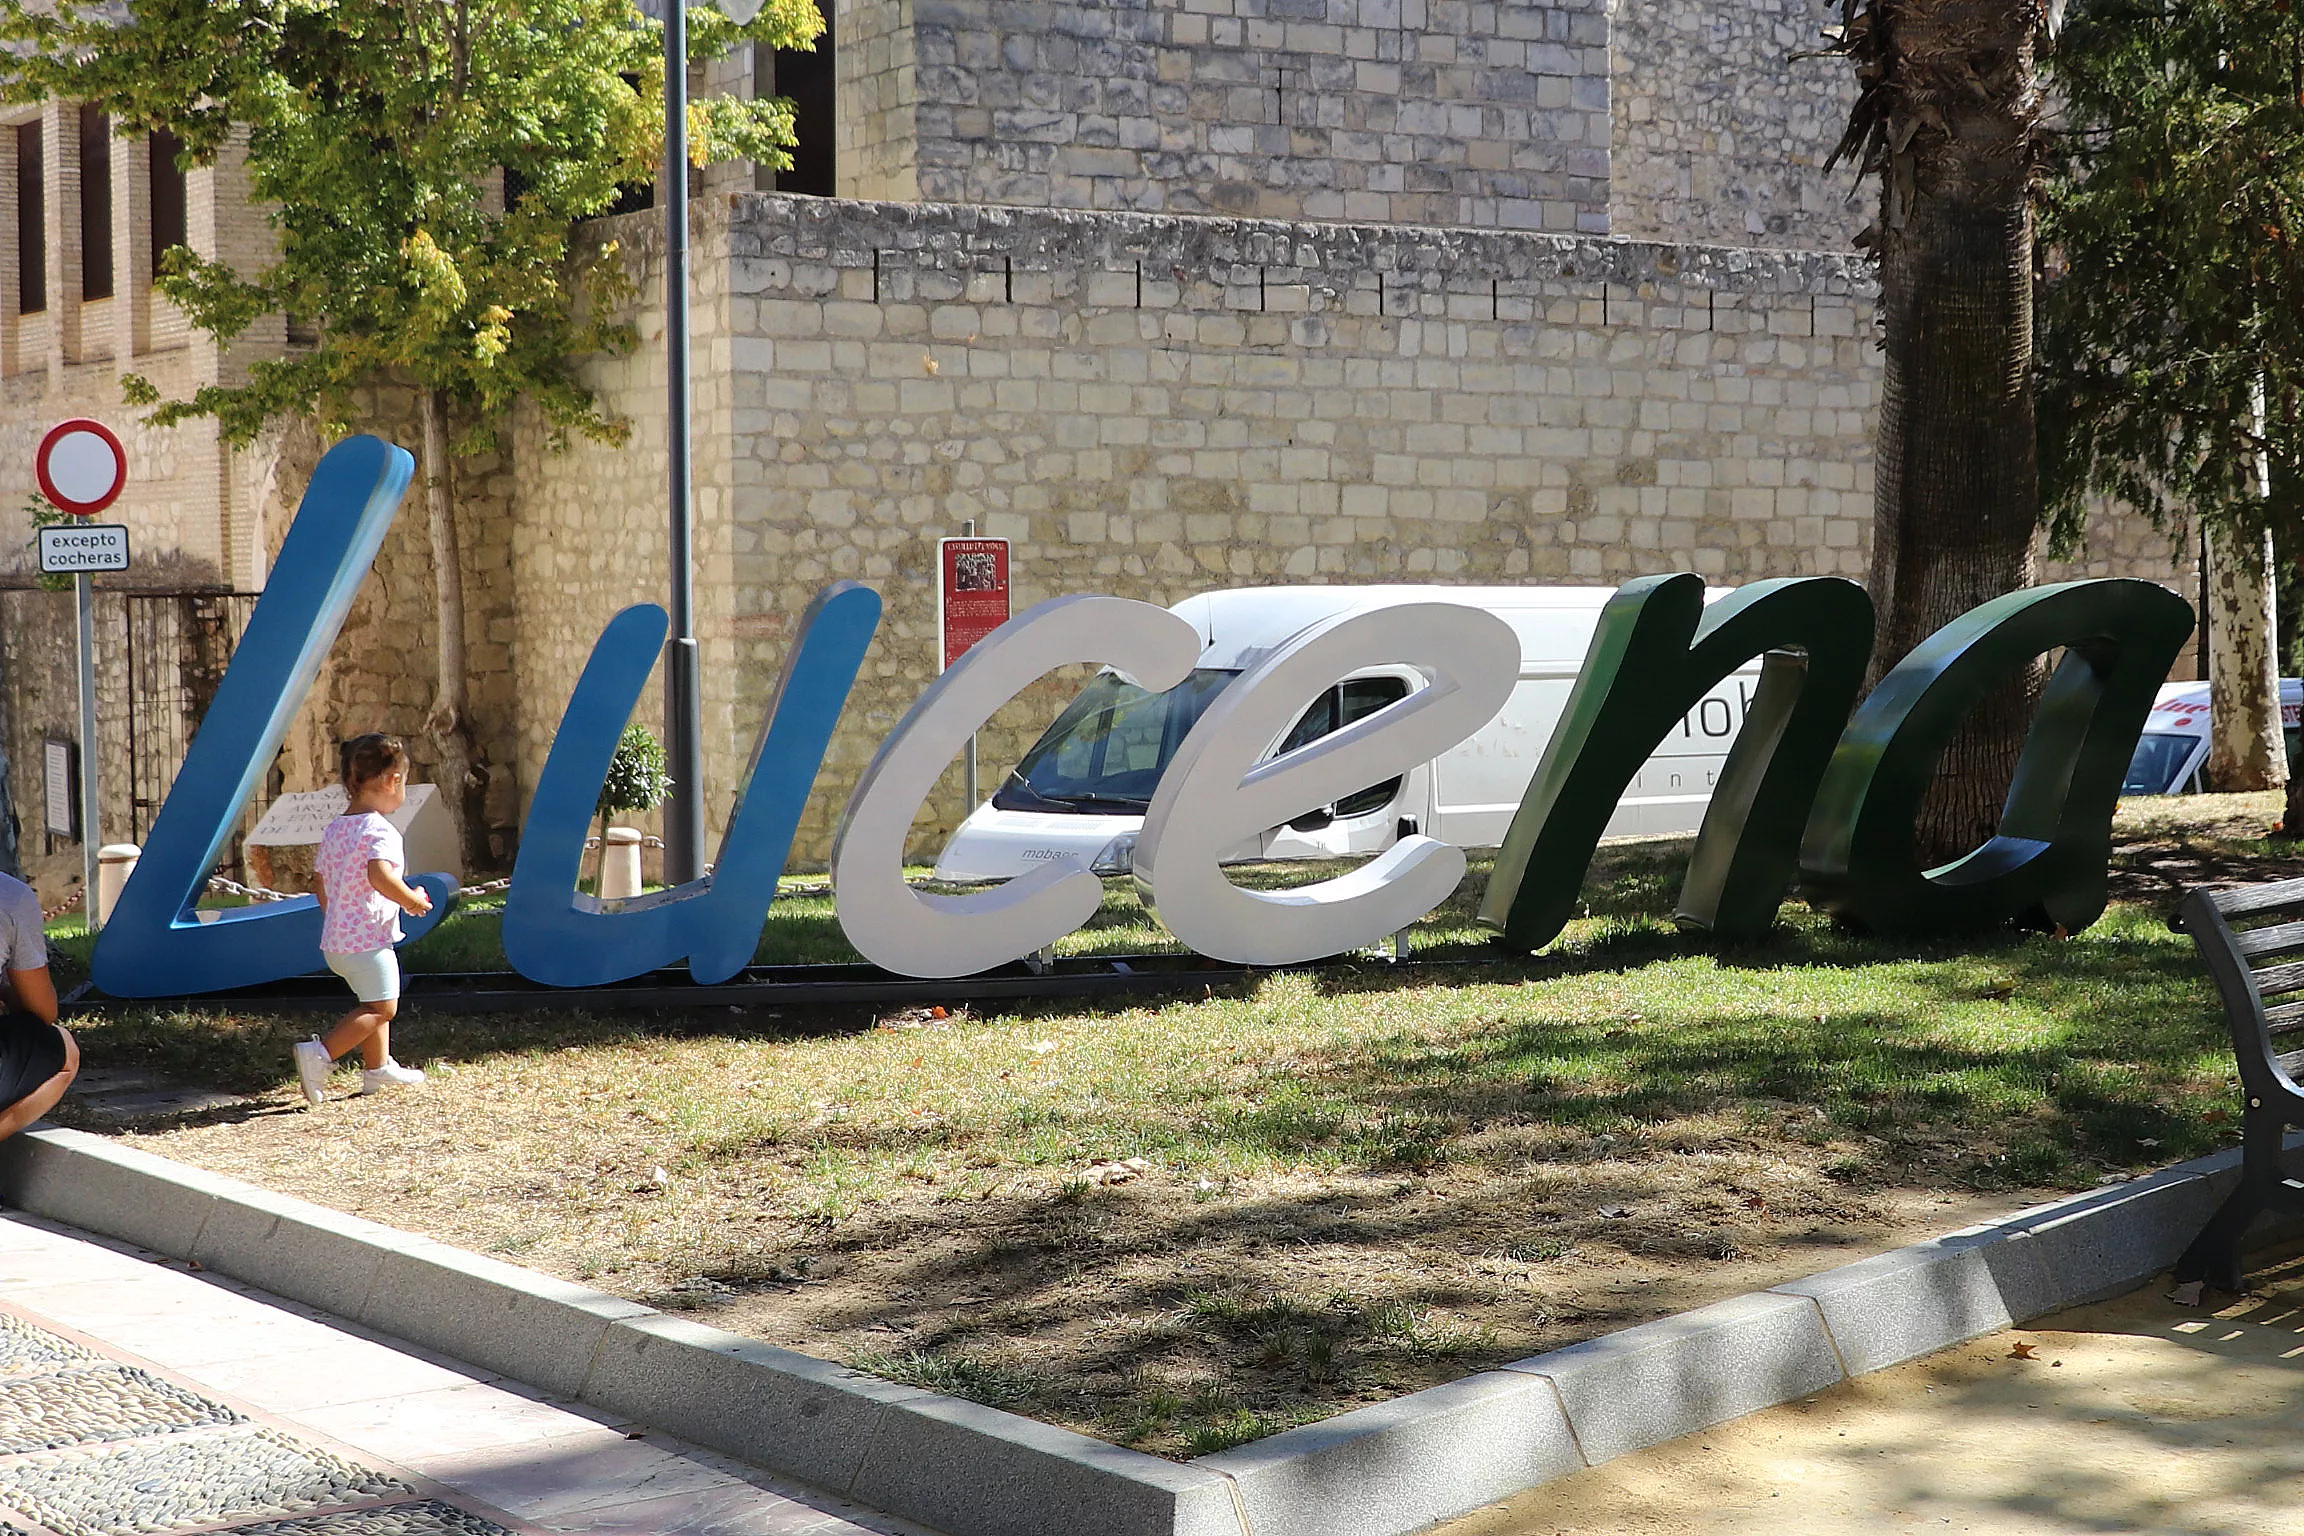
[2173,875,2304,1290]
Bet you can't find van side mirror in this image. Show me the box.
[1286,806,1334,832]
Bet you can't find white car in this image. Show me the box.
[933,584,1760,883]
[2122,678,2304,795]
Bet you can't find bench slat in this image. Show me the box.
[2211,877,2304,919]
[2235,919,2304,962]
[2248,959,2304,1000]
[2265,999,2304,1036]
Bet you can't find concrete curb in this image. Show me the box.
[1,1127,2287,1536]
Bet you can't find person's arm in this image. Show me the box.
[368,859,432,917]
[7,967,56,1025]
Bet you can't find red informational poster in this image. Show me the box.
[938,536,1011,671]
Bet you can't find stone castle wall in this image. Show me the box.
[614,192,1894,865]
[495,195,2193,873]
[826,0,1869,248]
[1609,0,1865,250]
[838,0,1614,231]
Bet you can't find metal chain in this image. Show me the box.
[205,871,514,903]
[55,833,667,916]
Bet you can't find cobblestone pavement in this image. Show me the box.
[0,1212,918,1536]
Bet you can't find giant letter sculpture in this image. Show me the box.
[1799,578,2194,934]
[1478,574,1875,951]
[831,595,1201,978]
[1135,602,1520,965]
[501,582,881,986]
[94,436,454,997]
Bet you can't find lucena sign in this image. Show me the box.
[94,438,2194,998]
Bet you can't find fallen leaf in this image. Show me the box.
[1598,1204,1633,1219]
[2138,1137,2161,1148]
[2168,1280,2206,1308]
[1083,1156,1153,1185]
[2008,1341,2038,1360]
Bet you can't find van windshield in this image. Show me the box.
[995,668,1239,813]
[2123,731,2196,795]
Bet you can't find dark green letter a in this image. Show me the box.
[1478,574,1875,951]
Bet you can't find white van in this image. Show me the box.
[933,585,1760,883]
[2122,679,2304,795]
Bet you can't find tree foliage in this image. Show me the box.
[597,721,671,820]
[2038,0,2304,549]
[0,0,823,451]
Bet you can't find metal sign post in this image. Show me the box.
[937,523,1011,811]
[73,572,99,920]
[36,419,130,929]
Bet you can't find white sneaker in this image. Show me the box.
[360,1060,427,1095]
[292,1039,331,1107]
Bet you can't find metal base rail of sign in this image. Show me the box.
[59,946,1508,1017]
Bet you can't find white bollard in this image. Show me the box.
[600,826,645,900]
[97,843,140,925]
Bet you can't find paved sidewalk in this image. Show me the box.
[1440,1244,2304,1536]
[0,1209,921,1536]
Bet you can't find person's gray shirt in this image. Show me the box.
[0,876,47,974]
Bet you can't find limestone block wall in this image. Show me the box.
[839,0,924,201]
[252,397,526,868]
[691,192,1880,862]
[1609,0,1863,251]
[844,0,1613,230]
[507,213,742,874]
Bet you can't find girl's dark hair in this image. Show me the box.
[339,733,409,789]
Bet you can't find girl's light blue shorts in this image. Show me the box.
[324,948,401,1004]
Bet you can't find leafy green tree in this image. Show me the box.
[1818,0,2053,863]
[2038,0,2304,816]
[594,719,670,891]
[0,0,822,867]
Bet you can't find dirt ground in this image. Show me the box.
[107,1068,2064,1454]
[1441,1242,2304,1535]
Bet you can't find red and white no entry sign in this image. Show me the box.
[36,418,127,516]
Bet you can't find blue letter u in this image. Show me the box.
[501,581,880,986]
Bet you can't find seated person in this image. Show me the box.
[0,873,75,1140]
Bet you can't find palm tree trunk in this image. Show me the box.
[418,387,492,872]
[1867,0,2043,866]
[2206,522,2286,792]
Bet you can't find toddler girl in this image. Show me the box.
[294,733,433,1105]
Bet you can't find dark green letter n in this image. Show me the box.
[1477,574,1876,951]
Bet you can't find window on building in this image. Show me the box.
[79,104,111,300]
[149,129,187,273]
[17,121,44,314]
[758,1,834,197]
